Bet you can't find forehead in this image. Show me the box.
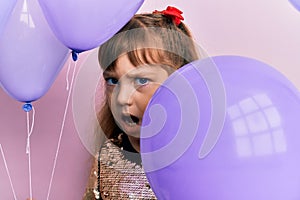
[103,54,167,78]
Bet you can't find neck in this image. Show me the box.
[127,135,140,152]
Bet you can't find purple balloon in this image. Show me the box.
[289,0,300,12]
[0,0,69,102]
[0,0,16,36]
[0,65,91,199]
[38,0,144,52]
[141,56,300,199]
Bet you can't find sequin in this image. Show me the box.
[83,140,157,200]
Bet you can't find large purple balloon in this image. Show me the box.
[141,56,300,199]
[0,0,69,103]
[38,0,144,52]
[0,0,16,36]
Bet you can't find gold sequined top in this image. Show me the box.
[83,140,157,200]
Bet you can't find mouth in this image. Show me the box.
[122,114,140,126]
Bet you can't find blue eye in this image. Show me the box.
[135,78,149,86]
[105,78,118,85]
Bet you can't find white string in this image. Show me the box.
[46,59,78,200]
[26,106,35,200]
[26,107,35,154]
[0,144,18,200]
[66,58,72,91]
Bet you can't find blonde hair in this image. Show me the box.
[97,12,200,147]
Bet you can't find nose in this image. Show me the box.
[115,83,134,106]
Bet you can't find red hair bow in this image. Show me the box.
[153,6,184,26]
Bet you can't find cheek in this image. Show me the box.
[136,84,161,112]
[135,96,151,114]
[105,91,113,107]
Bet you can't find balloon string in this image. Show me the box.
[0,144,18,200]
[66,58,72,90]
[46,59,78,200]
[26,106,35,200]
[26,107,35,154]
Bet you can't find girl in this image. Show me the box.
[84,6,201,199]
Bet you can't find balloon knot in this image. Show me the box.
[71,50,83,61]
[23,103,32,112]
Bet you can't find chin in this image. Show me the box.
[125,131,140,139]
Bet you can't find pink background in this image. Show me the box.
[140,0,300,88]
[1,0,300,199]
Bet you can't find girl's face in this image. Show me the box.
[103,54,169,151]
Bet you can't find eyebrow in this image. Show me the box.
[102,70,115,77]
[126,66,162,78]
[103,65,163,78]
